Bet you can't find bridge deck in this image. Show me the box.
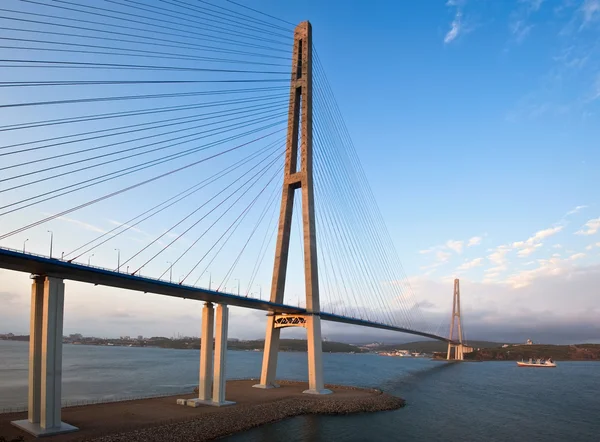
[0,247,451,343]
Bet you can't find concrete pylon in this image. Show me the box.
[253,21,331,395]
[12,276,78,437]
[447,278,465,361]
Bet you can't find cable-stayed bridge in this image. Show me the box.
[0,1,468,437]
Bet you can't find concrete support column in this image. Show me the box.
[303,315,331,395]
[198,302,214,401]
[211,304,234,406]
[40,277,64,430]
[253,315,281,389]
[447,343,452,360]
[12,276,77,437]
[28,278,44,424]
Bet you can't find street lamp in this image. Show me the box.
[23,238,29,253]
[115,248,121,272]
[258,284,262,300]
[47,230,53,258]
[167,261,173,283]
[88,254,94,265]
[208,272,212,290]
[235,278,240,296]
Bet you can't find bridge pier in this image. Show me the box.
[12,276,78,437]
[253,315,281,389]
[446,343,464,360]
[185,302,234,407]
[254,314,331,394]
[199,302,214,401]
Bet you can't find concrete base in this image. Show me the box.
[252,383,280,389]
[11,419,78,437]
[185,398,236,408]
[302,388,333,395]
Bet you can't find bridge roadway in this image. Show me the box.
[0,247,452,343]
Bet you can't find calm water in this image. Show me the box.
[1,341,599,441]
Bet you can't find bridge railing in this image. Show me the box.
[0,246,219,293]
[1,247,450,342]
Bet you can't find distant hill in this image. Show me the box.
[230,339,366,353]
[465,344,600,361]
[376,340,504,353]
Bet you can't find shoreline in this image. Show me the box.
[0,380,404,442]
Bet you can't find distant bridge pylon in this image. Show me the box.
[446,278,472,360]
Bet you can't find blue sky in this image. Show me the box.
[265,0,600,282]
[1,0,600,343]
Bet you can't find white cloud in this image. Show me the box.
[517,243,543,257]
[108,219,152,238]
[419,248,434,254]
[488,245,512,265]
[436,250,452,263]
[575,217,600,235]
[511,226,563,258]
[506,256,564,288]
[511,20,533,44]
[552,244,563,249]
[565,205,588,217]
[467,236,482,247]
[519,0,544,12]
[581,0,600,25]
[55,215,107,234]
[529,226,564,242]
[457,257,484,270]
[446,240,464,254]
[445,11,462,44]
[569,253,586,261]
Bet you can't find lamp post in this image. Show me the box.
[23,238,29,253]
[259,284,262,300]
[47,230,53,258]
[115,248,121,272]
[88,254,94,265]
[208,272,212,290]
[235,278,240,296]
[167,261,173,283]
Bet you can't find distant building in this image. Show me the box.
[69,333,83,340]
[526,339,533,345]
[137,335,143,341]
[502,344,510,348]
[120,336,131,341]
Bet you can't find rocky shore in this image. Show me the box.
[91,381,404,442]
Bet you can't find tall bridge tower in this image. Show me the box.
[447,278,465,360]
[253,21,330,395]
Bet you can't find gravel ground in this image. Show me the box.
[90,382,404,442]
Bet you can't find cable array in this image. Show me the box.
[312,49,434,335]
[0,0,441,337]
[0,0,291,295]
